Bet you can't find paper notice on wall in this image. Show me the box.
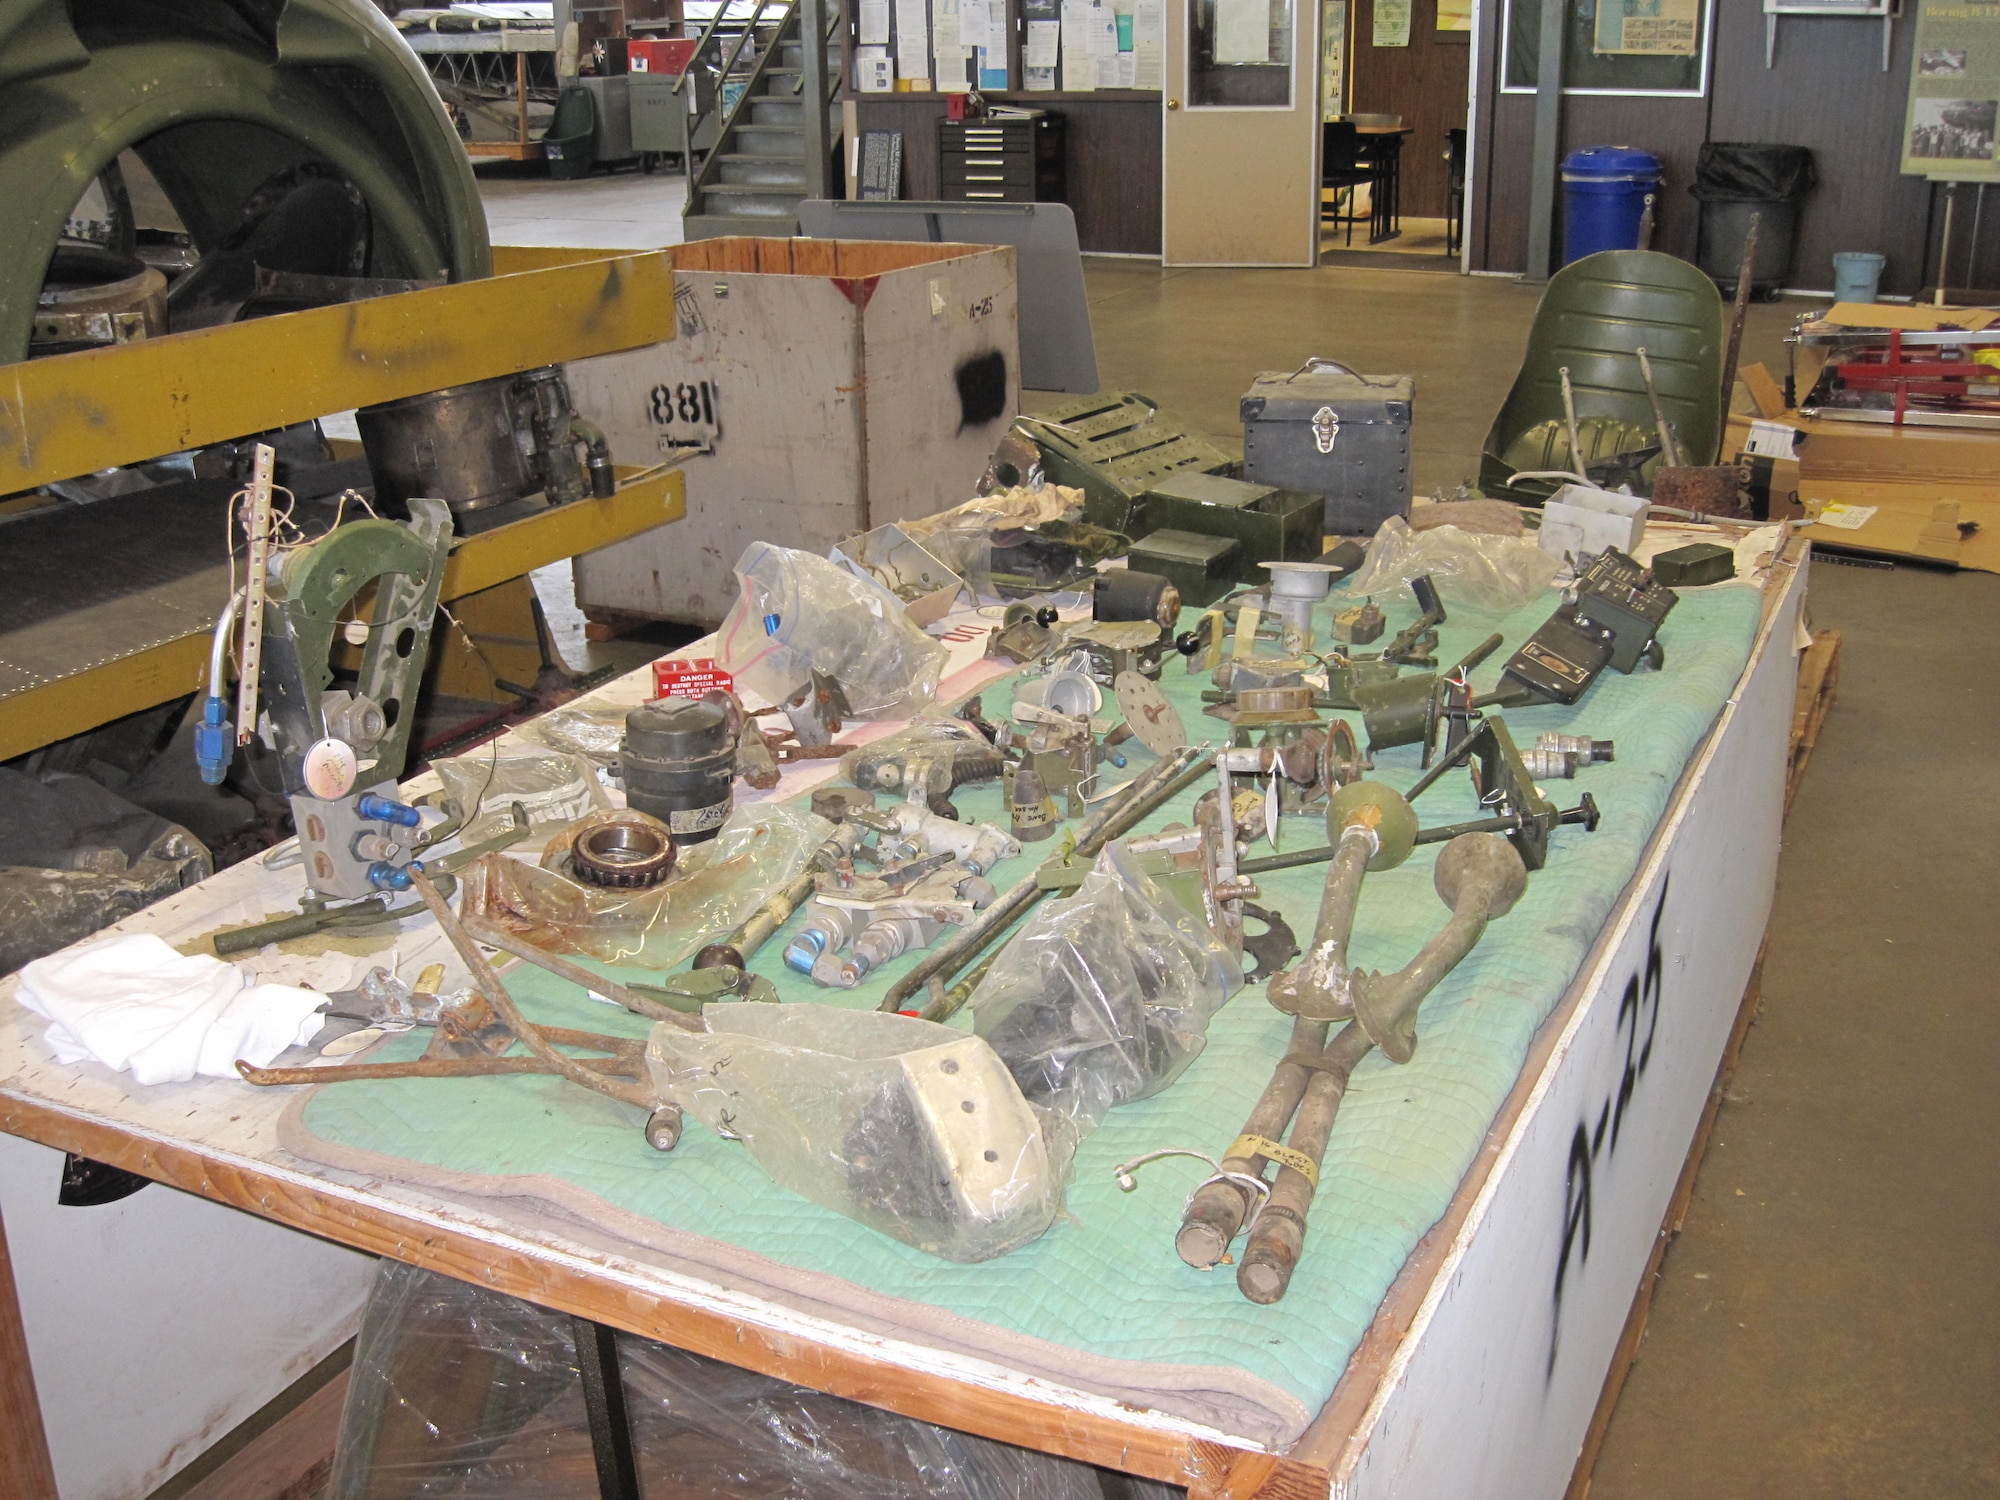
[1061,0,1096,89]
[959,0,993,48]
[1593,0,1697,56]
[1026,16,1061,64]
[895,0,930,60]
[860,0,890,44]
[1216,0,1273,62]
[1371,0,1411,46]
[857,49,896,89]
[1132,0,1163,87]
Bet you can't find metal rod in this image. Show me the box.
[460,916,702,1031]
[695,822,865,970]
[1559,367,1584,477]
[1176,826,1375,1270]
[410,872,656,1110]
[878,744,1212,1012]
[1721,212,1762,411]
[1234,835,1527,1304]
[1937,183,1958,309]
[1236,811,1522,878]
[1635,346,1683,468]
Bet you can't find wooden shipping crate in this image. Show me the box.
[552,237,1021,627]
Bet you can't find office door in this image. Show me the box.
[1161,0,1321,265]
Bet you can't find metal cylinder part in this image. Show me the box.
[1094,569,1181,631]
[622,699,734,844]
[357,374,534,519]
[786,900,864,974]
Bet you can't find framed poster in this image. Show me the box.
[1901,0,2000,180]
[1503,0,1714,92]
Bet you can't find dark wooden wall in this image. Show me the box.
[851,95,1163,254]
[1347,0,1471,218]
[1469,0,2000,294]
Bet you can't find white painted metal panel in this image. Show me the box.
[1329,560,1808,1499]
[0,1133,374,1500]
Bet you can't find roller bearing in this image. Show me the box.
[570,816,677,889]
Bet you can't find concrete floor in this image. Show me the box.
[485,170,1997,1491]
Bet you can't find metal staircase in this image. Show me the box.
[681,0,839,239]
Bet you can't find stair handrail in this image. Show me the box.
[687,0,841,209]
[669,0,761,98]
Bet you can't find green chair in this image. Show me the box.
[1479,250,1726,504]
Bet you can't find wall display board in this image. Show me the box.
[1900,0,2000,179]
[1503,0,1714,91]
[1322,0,1349,111]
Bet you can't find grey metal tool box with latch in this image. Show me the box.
[1240,359,1414,536]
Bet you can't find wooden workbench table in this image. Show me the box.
[0,538,1808,1499]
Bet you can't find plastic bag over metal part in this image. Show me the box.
[459,802,830,966]
[714,542,946,719]
[649,1006,1073,1262]
[1344,516,1561,614]
[433,749,609,844]
[509,705,627,767]
[330,1260,1110,1500]
[970,844,1242,1134]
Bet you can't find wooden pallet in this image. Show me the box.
[1786,630,1842,813]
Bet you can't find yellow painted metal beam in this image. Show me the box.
[0,634,211,764]
[0,470,683,761]
[440,469,685,600]
[0,252,680,493]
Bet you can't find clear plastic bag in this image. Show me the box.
[714,543,946,720]
[331,1260,1113,1500]
[838,717,1005,804]
[649,1006,1073,1263]
[969,845,1242,1134]
[1344,516,1561,614]
[459,802,831,966]
[433,749,609,845]
[510,705,628,767]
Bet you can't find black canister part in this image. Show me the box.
[1093,569,1181,631]
[622,699,734,843]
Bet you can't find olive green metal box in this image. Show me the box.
[1138,471,1323,582]
[1127,529,1242,608]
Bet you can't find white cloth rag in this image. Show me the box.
[17,933,326,1086]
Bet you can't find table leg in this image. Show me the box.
[0,1204,59,1500]
[572,1316,641,1500]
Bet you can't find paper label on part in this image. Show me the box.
[1745,419,1798,460]
[1813,502,1878,531]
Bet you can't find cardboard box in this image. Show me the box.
[553,238,1021,626]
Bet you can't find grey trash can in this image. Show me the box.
[1690,143,1816,297]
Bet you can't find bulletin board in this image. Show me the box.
[1900,0,2000,181]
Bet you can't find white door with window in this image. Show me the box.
[1161,0,1322,265]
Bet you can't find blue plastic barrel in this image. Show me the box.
[1561,147,1663,266]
